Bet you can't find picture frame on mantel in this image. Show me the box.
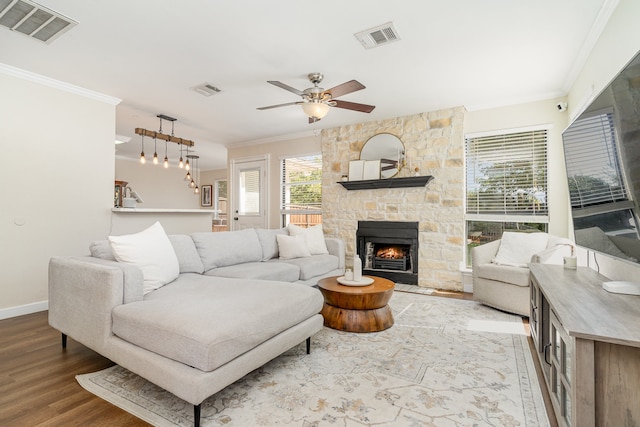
[201,185,213,207]
[348,160,365,181]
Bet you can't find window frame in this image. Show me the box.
[280,154,323,228]
[464,126,550,266]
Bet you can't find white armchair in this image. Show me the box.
[471,232,574,316]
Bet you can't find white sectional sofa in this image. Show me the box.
[48,223,345,427]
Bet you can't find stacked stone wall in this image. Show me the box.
[321,107,465,290]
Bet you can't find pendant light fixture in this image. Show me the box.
[184,146,191,181]
[158,117,169,168]
[163,140,169,168]
[134,114,199,193]
[152,136,158,165]
[193,156,200,194]
[139,134,146,164]
[187,154,198,189]
[169,120,183,168]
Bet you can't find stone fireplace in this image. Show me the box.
[357,221,419,284]
[320,107,466,291]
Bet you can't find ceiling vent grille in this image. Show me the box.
[0,0,77,43]
[354,22,401,49]
[192,82,222,96]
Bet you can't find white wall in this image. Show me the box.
[0,66,118,317]
[200,169,227,188]
[465,97,571,238]
[226,134,321,229]
[115,157,201,209]
[568,0,640,121]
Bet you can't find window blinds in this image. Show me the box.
[466,129,548,217]
[562,110,628,208]
[281,155,322,214]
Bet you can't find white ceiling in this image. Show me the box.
[0,0,616,170]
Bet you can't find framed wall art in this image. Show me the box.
[201,184,213,207]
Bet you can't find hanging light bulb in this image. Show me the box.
[185,146,190,170]
[163,140,169,168]
[140,134,146,164]
[153,136,159,164]
[192,156,198,191]
[185,170,191,181]
[178,143,184,168]
[187,154,199,189]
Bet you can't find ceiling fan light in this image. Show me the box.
[301,102,330,119]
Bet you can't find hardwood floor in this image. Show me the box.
[0,291,556,426]
[0,311,149,426]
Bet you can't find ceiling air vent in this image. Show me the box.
[0,0,77,43]
[354,22,401,49]
[192,82,222,97]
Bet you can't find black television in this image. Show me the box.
[562,50,640,264]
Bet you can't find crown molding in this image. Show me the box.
[0,62,121,105]
[561,0,621,93]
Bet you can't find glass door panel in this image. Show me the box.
[232,158,267,230]
[239,168,260,215]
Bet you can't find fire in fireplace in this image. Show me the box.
[356,221,419,285]
[373,244,410,271]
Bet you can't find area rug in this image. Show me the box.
[77,291,549,427]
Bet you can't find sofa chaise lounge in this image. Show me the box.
[48,223,345,426]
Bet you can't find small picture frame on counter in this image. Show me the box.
[201,185,213,207]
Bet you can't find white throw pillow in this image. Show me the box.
[276,234,311,260]
[288,223,329,255]
[108,222,180,294]
[492,232,549,268]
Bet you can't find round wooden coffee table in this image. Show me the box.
[317,276,395,333]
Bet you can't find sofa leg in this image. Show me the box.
[306,337,311,354]
[194,404,201,427]
[61,333,67,349]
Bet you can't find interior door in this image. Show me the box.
[231,158,268,230]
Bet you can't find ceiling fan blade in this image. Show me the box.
[256,101,301,110]
[332,99,376,113]
[326,80,365,99]
[267,81,304,96]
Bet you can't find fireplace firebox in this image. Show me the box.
[373,244,410,270]
[356,221,419,285]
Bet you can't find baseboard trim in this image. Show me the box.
[0,300,48,320]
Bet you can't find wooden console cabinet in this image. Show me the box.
[529,264,640,427]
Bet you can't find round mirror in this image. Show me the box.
[360,133,405,178]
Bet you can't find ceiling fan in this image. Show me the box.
[257,73,376,123]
